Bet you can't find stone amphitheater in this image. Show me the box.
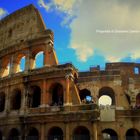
[0,4,140,140]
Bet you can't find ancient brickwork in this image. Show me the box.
[0,5,46,51]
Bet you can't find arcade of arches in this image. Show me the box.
[0,85,123,112]
[0,127,139,140]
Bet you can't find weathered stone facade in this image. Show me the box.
[0,4,140,140]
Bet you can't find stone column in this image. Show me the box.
[9,55,14,75]
[43,46,48,66]
[41,80,47,106]
[44,42,58,66]
[65,76,70,105]
[25,50,30,72]
[65,123,70,140]
[40,80,50,109]
[25,50,35,71]
[92,123,98,140]
[5,87,10,113]
[20,88,26,114]
[0,59,3,78]
[40,123,45,140]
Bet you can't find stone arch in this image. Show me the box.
[8,128,20,140]
[10,89,21,110]
[126,128,140,140]
[99,87,116,105]
[28,86,41,108]
[35,51,44,68]
[102,128,118,140]
[135,93,140,109]
[15,53,26,73]
[79,89,92,103]
[1,58,10,77]
[48,126,63,140]
[31,49,45,69]
[27,127,39,140]
[73,126,90,140]
[50,83,64,106]
[0,92,5,112]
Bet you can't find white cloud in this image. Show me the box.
[39,0,140,63]
[69,0,140,62]
[71,43,94,62]
[38,0,50,11]
[38,0,79,25]
[0,8,8,19]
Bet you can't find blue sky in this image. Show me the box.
[1,0,140,71]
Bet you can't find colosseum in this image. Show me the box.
[0,4,140,140]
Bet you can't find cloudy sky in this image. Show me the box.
[1,0,140,70]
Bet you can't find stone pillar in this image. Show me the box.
[21,87,29,114]
[25,50,35,71]
[65,76,70,105]
[26,50,35,70]
[93,123,98,140]
[65,123,70,140]
[10,55,20,74]
[119,122,125,140]
[0,59,3,78]
[44,42,58,66]
[4,86,11,115]
[24,124,27,140]
[40,80,50,108]
[25,50,30,72]
[64,73,74,106]
[43,47,48,66]
[40,123,45,140]
[41,80,47,106]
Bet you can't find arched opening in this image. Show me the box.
[48,127,63,140]
[8,128,20,140]
[73,126,90,140]
[28,86,41,108]
[0,92,5,112]
[126,128,140,140]
[99,87,116,106]
[134,67,139,74]
[2,62,10,77]
[79,89,92,103]
[99,95,112,106]
[15,54,26,73]
[50,83,63,106]
[19,56,25,72]
[35,51,44,68]
[136,93,140,109]
[27,127,39,140]
[102,129,118,140]
[11,89,21,110]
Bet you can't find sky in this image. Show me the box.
[1,0,140,71]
